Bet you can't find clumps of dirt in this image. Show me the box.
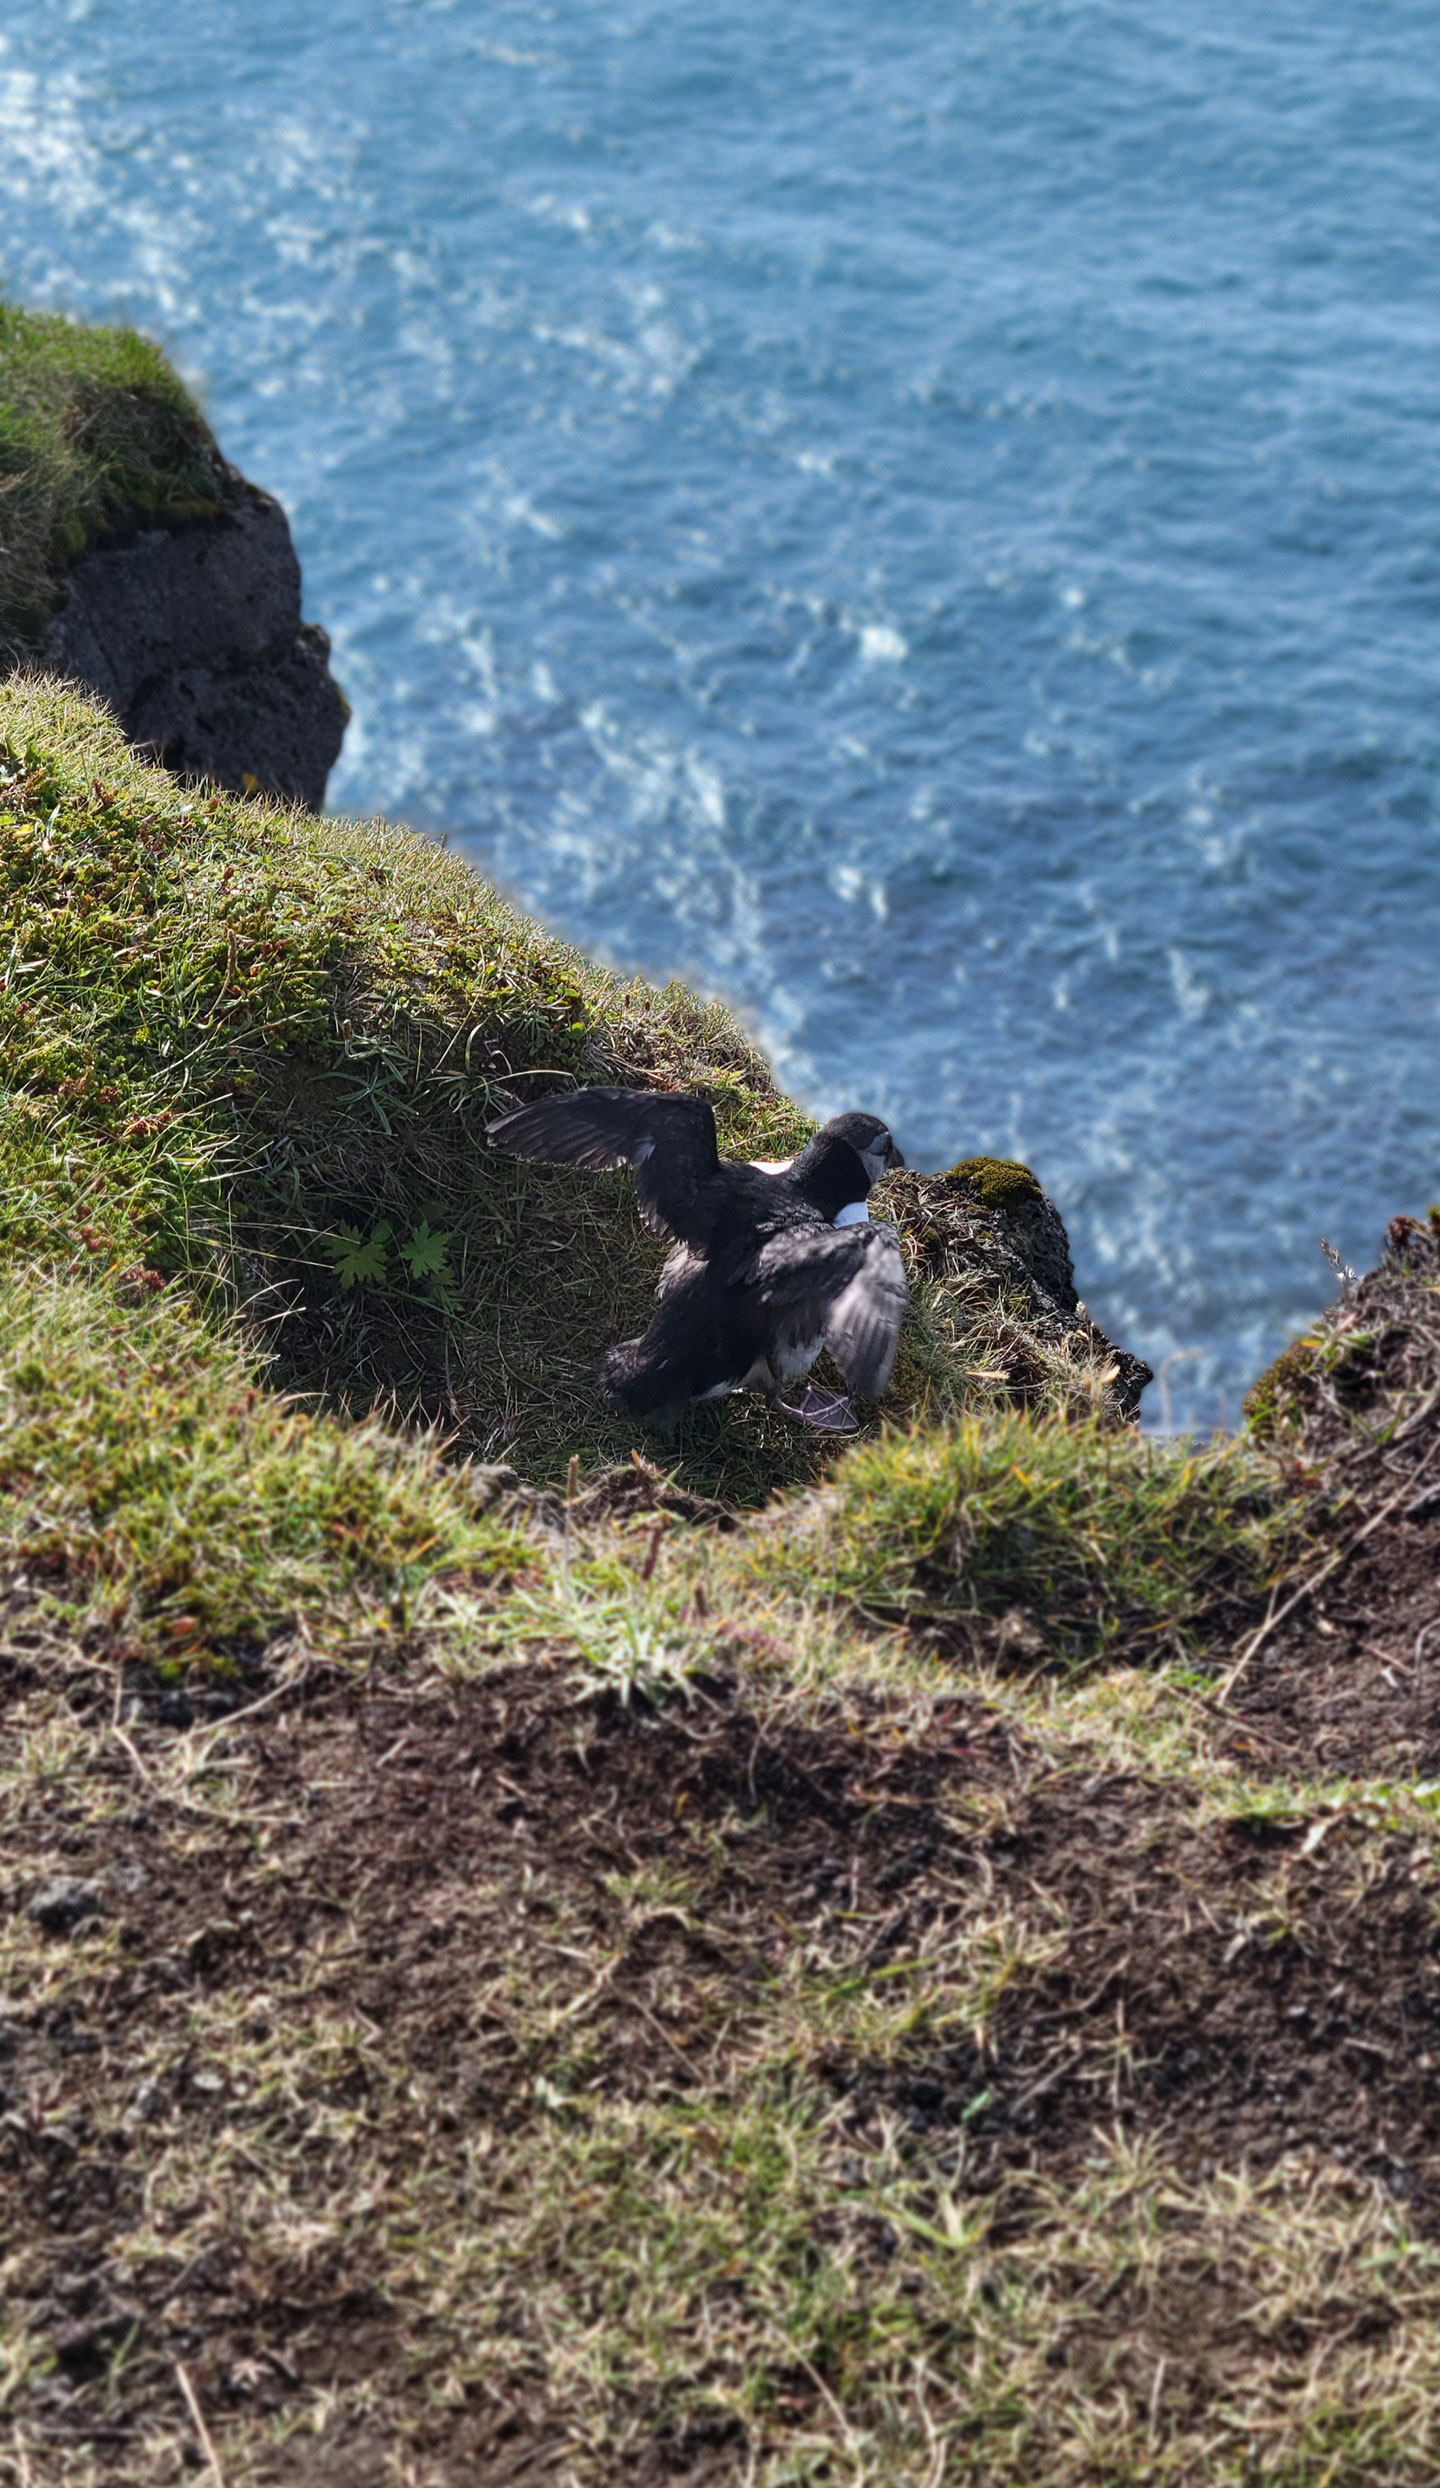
[366,1670,1440,2215]
[844,1780,1440,2210]
[193,1664,1015,2128]
[0,1663,1017,2479]
[1220,1503,1440,1778]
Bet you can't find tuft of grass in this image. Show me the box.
[0,300,222,649]
[493,1574,704,1706]
[739,1409,1302,1670]
[0,1262,528,1670]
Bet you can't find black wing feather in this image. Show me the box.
[487,1087,720,1241]
[755,1222,907,1397]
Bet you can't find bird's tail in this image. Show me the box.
[597,1339,681,1423]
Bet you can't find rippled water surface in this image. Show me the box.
[5,0,1440,1425]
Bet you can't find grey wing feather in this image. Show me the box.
[486,1087,720,1240]
[755,1222,907,1397]
[655,1239,704,1297]
[823,1222,908,1396]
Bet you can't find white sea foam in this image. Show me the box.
[502,493,563,540]
[525,193,594,238]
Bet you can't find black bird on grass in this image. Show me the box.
[486,1087,907,1430]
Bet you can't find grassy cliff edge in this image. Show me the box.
[5,682,1440,2487]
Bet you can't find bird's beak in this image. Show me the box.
[888,1141,906,1171]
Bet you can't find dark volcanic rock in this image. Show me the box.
[41,468,347,810]
[976,1179,1079,1314]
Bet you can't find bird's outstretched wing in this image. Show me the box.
[487,1087,720,1240]
[755,1221,907,1398]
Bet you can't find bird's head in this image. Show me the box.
[788,1113,905,1218]
[817,1111,905,1185]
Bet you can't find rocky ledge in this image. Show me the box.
[40,464,347,811]
[882,1154,1153,1424]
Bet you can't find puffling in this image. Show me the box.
[486,1088,907,1430]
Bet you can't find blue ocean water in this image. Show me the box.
[4,0,1440,1430]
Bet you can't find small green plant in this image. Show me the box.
[325,1218,454,1295]
[397,1218,452,1283]
[327,1221,393,1287]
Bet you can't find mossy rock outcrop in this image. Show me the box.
[2,298,346,807]
[880,1161,1150,1427]
[1244,1207,1440,1452]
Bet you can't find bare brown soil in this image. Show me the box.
[1223,1489,1440,1780]
[6,1532,1440,2481]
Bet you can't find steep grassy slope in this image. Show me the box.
[0,677,814,1495]
[0,302,222,651]
[8,677,1440,2488]
[0,679,1144,1504]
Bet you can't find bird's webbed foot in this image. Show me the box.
[774,1385,860,1433]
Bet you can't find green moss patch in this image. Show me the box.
[946,1154,1043,1209]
